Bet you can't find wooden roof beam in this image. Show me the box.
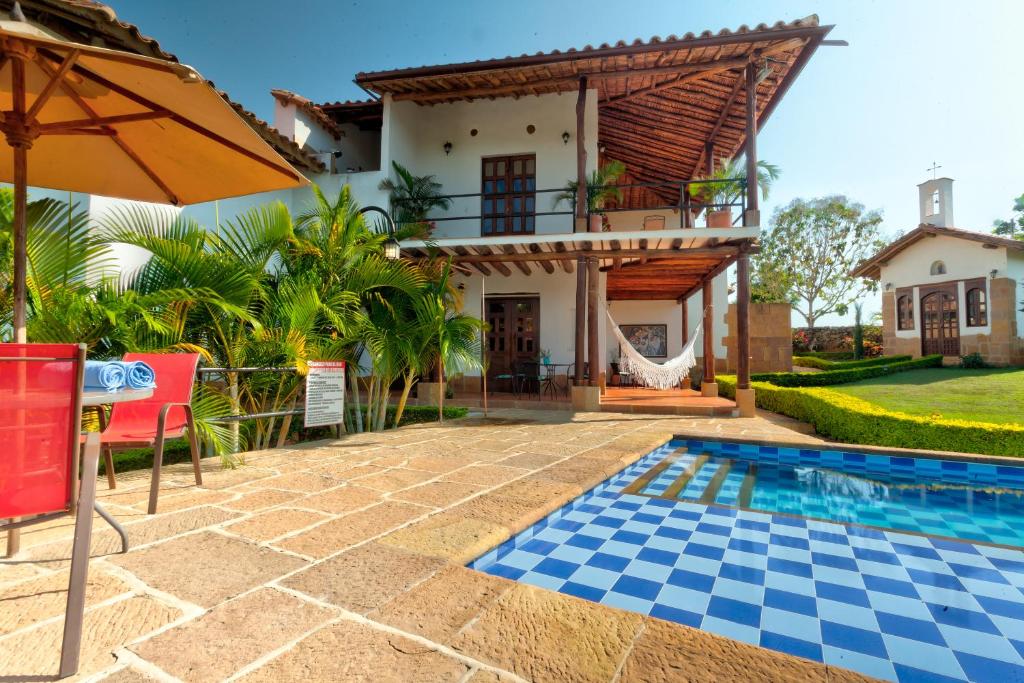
[528,243,555,274]
[391,56,750,102]
[472,246,512,276]
[503,244,532,275]
[694,71,746,174]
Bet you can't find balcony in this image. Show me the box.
[401,177,749,239]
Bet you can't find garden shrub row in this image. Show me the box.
[718,376,1024,457]
[753,355,943,387]
[792,355,912,371]
[793,350,856,361]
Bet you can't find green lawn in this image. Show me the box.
[830,367,1024,426]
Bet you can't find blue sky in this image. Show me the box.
[110,0,1023,322]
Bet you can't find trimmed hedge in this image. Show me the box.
[718,376,1024,457]
[792,355,912,371]
[753,355,943,387]
[795,350,855,361]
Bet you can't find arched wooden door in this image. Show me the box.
[920,290,959,356]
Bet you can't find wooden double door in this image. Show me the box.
[485,297,540,387]
[921,288,960,356]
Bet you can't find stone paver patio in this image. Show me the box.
[0,409,873,682]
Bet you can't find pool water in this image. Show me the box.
[633,441,1024,548]
[470,439,1024,683]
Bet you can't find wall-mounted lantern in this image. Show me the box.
[443,141,453,156]
[561,131,570,145]
[991,269,999,280]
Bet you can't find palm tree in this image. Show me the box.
[378,161,452,226]
[413,260,484,422]
[289,184,426,433]
[553,160,627,212]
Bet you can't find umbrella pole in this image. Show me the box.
[12,145,27,344]
[5,57,29,558]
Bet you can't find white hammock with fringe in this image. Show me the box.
[607,311,702,390]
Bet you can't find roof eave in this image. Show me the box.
[355,20,832,89]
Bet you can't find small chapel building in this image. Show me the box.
[853,178,1024,366]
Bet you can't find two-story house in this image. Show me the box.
[266,17,836,416]
[10,1,835,417]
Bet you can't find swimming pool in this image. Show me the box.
[470,439,1024,683]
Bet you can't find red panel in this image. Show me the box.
[0,343,80,519]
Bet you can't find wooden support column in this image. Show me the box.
[681,297,689,346]
[586,256,600,387]
[701,277,717,397]
[744,61,760,227]
[735,253,755,416]
[575,76,588,233]
[575,255,586,383]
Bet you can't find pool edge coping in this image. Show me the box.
[672,432,1023,467]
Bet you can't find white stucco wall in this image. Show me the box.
[336,123,381,173]
[383,91,598,238]
[879,235,1007,339]
[1007,252,1024,337]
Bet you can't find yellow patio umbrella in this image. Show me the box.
[0,3,308,343]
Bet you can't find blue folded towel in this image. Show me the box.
[121,360,156,389]
[84,361,127,392]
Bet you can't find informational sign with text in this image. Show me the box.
[304,361,345,428]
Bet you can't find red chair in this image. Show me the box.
[96,352,202,514]
[0,343,128,679]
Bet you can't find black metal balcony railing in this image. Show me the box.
[400,177,748,235]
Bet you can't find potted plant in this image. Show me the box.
[692,158,779,228]
[378,161,451,232]
[554,160,627,231]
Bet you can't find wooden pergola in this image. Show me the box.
[360,16,837,412]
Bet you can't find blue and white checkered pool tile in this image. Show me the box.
[472,487,1024,682]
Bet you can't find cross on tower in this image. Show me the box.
[927,161,942,179]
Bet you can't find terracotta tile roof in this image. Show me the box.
[9,0,325,173]
[356,15,823,82]
[271,89,344,140]
[356,15,832,201]
[852,225,1024,279]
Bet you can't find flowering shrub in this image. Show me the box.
[792,329,811,352]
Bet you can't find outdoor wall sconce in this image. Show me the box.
[991,269,999,279]
[562,131,570,145]
[443,141,452,156]
[884,282,893,291]
[358,205,400,260]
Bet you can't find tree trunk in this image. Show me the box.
[348,367,363,433]
[228,372,240,454]
[393,372,415,428]
[438,356,445,423]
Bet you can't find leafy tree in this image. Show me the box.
[754,196,886,347]
[378,160,451,225]
[992,193,1024,239]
